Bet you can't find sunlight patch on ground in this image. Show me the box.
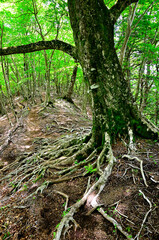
[19,145,31,150]
[86,192,97,207]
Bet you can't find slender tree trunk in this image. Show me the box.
[0,84,13,125]
[119,2,138,65]
[155,63,159,125]
[32,0,52,105]
[32,57,37,103]
[155,90,158,125]
[63,64,78,103]
[123,47,131,93]
[0,84,5,115]
[23,53,30,99]
[1,56,16,119]
[140,62,152,112]
[10,55,26,98]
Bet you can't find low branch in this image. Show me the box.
[0,40,77,60]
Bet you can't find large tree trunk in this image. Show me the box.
[68,0,158,145]
[0,0,158,143]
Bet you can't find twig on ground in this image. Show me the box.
[108,200,121,207]
[115,203,135,225]
[122,167,131,177]
[132,173,136,184]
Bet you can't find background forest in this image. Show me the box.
[0,0,158,123]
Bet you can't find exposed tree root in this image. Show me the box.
[128,127,137,154]
[0,131,94,191]
[53,190,69,211]
[134,190,152,240]
[141,114,159,135]
[122,155,148,187]
[97,207,134,240]
[135,113,159,139]
[53,133,134,240]
[0,122,157,239]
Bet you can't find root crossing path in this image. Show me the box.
[0,99,159,240]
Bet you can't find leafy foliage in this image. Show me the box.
[0,0,158,124]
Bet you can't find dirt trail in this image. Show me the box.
[0,99,159,240]
[0,99,91,163]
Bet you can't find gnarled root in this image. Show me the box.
[53,133,134,240]
[134,190,152,240]
[0,131,94,190]
[122,155,148,187]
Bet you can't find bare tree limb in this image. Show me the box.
[0,40,77,60]
[110,0,138,23]
[131,0,157,31]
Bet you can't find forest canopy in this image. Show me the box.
[0,0,158,128]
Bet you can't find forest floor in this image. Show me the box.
[0,97,159,240]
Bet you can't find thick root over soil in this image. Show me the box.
[53,133,134,240]
[1,124,157,240]
[0,131,95,191]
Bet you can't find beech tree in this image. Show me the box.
[0,1,158,239]
[0,0,158,144]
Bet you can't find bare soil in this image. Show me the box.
[0,98,159,240]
